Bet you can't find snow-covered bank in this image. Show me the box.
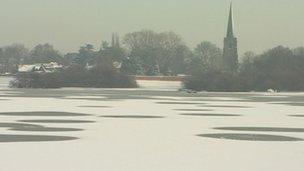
[137,80,182,91]
[0,76,12,89]
[1,76,182,91]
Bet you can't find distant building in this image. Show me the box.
[223,2,239,72]
[18,62,63,73]
[85,63,94,70]
[111,33,120,48]
[18,64,47,73]
[113,61,122,69]
[43,62,63,72]
[85,61,122,70]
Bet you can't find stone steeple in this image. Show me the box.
[226,3,234,38]
[223,2,238,72]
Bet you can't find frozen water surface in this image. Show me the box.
[1,77,304,171]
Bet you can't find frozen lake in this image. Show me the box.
[0,76,304,171]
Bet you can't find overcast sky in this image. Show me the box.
[0,0,303,54]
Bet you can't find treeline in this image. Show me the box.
[2,30,304,91]
[0,30,223,76]
[11,63,137,88]
[184,46,304,92]
[0,44,61,74]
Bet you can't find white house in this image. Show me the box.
[18,62,63,73]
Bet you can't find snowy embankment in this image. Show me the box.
[0,76,11,89]
[1,76,182,91]
[137,80,182,91]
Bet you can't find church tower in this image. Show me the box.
[223,2,238,72]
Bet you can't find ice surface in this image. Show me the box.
[0,77,304,171]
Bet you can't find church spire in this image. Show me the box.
[226,2,234,38]
[223,2,238,72]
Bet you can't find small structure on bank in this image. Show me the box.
[18,62,63,73]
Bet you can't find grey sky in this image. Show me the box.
[0,0,303,54]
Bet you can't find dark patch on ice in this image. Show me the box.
[0,111,89,117]
[0,123,40,129]
[0,134,78,143]
[147,97,181,101]
[0,122,83,132]
[271,102,304,107]
[100,115,164,119]
[231,95,304,103]
[198,133,303,141]
[202,105,251,108]
[181,113,241,117]
[11,127,83,132]
[61,97,109,101]
[214,127,304,132]
[174,109,214,112]
[19,119,94,124]
[78,105,112,108]
[157,102,205,105]
[289,115,304,118]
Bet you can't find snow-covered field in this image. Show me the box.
[0,77,304,171]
